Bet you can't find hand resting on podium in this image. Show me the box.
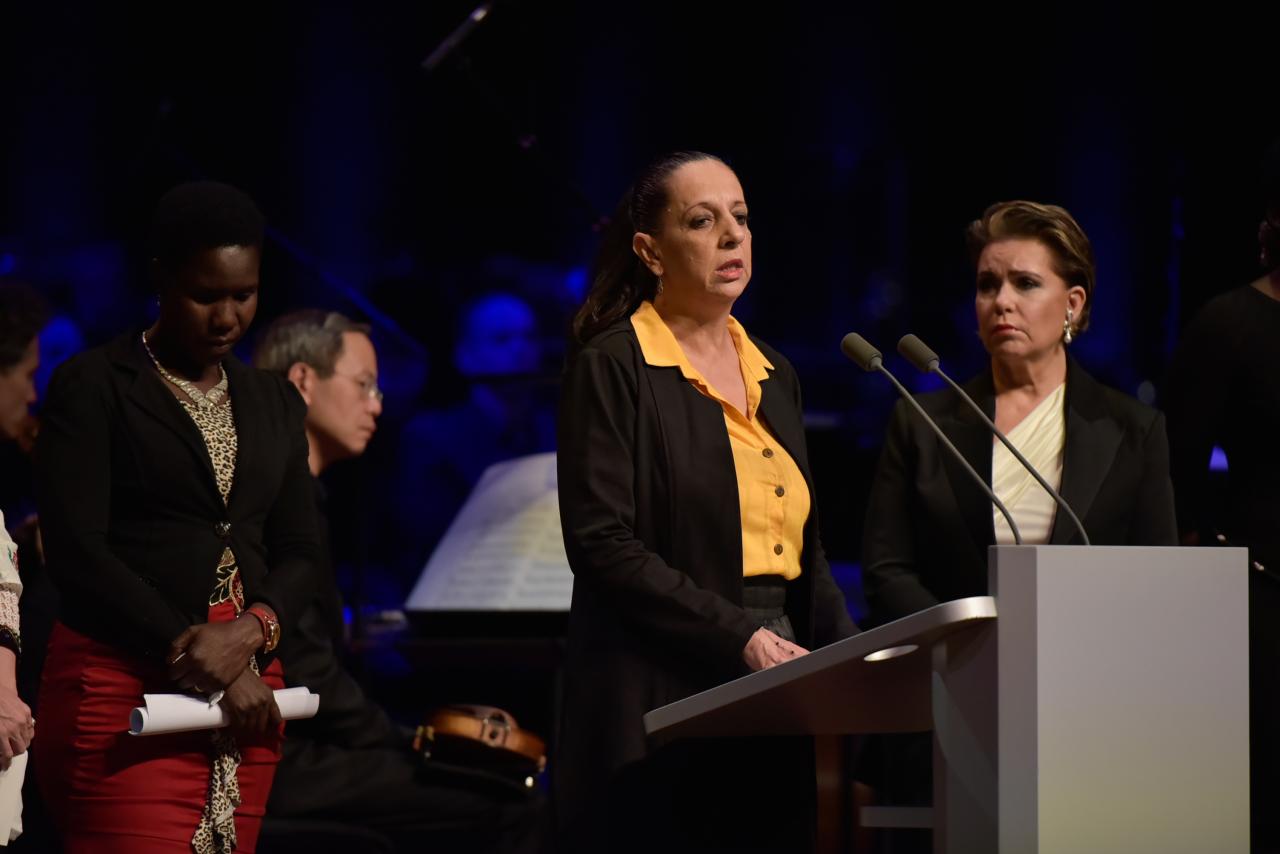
[742,627,809,671]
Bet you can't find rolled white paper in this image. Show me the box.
[128,687,319,736]
[0,752,27,845]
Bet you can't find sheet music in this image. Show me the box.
[406,452,573,611]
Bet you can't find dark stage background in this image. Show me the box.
[2,3,1277,633]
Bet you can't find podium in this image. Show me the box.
[643,546,1249,853]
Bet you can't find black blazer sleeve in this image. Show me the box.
[861,399,940,622]
[253,382,321,632]
[558,347,758,667]
[35,355,191,654]
[1131,410,1178,547]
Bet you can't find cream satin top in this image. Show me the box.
[993,382,1066,545]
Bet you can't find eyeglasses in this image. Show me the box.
[333,372,384,403]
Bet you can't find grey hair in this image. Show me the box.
[253,309,371,378]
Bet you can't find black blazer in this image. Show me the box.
[862,357,1178,626]
[34,332,320,662]
[555,319,856,827]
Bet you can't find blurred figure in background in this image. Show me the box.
[395,292,555,586]
[1166,138,1280,852]
[0,283,60,852]
[0,281,45,773]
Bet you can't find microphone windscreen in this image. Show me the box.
[897,334,940,372]
[840,333,883,372]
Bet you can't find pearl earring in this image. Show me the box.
[1063,309,1075,345]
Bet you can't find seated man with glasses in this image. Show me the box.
[253,310,542,854]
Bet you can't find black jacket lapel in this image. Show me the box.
[1050,358,1121,545]
[939,372,998,553]
[224,354,263,512]
[111,333,220,495]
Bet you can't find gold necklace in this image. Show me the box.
[140,331,228,410]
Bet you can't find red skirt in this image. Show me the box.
[35,603,285,853]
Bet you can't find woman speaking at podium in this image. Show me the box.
[556,151,857,852]
[863,200,1178,625]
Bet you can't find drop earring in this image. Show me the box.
[1063,309,1074,345]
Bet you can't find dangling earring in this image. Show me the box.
[656,277,664,296]
[1063,309,1074,345]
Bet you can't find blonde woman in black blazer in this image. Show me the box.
[863,201,1176,628]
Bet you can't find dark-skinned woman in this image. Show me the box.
[34,181,319,853]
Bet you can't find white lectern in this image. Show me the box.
[644,546,1249,853]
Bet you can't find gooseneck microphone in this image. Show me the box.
[896,334,1090,546]
[841,333,1023,545]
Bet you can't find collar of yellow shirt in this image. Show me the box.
[630,301,774,419]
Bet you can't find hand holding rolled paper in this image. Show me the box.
[219,669,284,735]
[166,618,265,692]
[129,687,318,736]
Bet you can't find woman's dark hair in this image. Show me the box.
[0,281,49,372]
[571,151,726,344]
[149,180,265,272]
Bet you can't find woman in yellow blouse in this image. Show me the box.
[556,151,857,853]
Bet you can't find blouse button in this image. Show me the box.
[762,448,774,459]
[773,543,784,556]
[215,521,231,539]
[775,486,786,497]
